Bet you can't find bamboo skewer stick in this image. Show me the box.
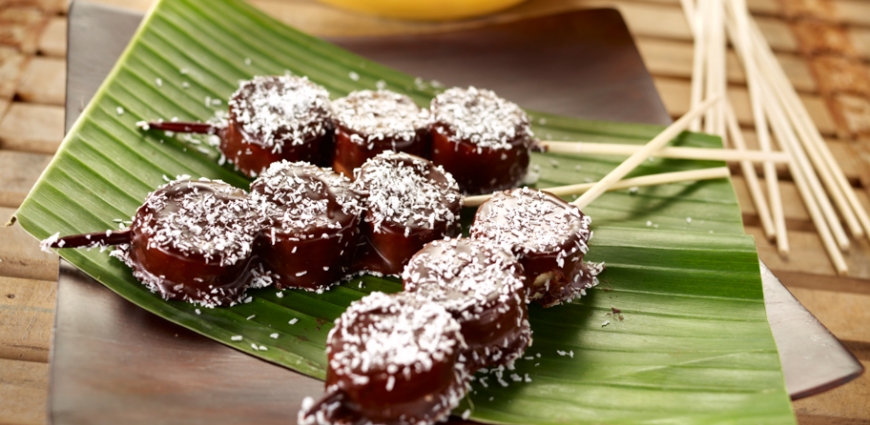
[463,167,731,207]
[144,121,216,134]
[712,0,727,143]
[688,0,705,132]
[725,0,788,254]
[703,0,718,135]
[747,22,868,240]
[724,101,777,240]
[679,0,697,35]
[540,141,790,163]
[572,97,721,210]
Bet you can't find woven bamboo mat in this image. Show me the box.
[0,0,868,423]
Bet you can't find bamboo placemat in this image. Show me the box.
[0,0,867,423]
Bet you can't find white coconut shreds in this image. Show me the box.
[39,232,61,253]
[249,161,361,234]
[431,86,534,150]
[403,238,525,313]
[353,152,460,231]
[470,187,591,256]
[332,90,430,145]
[327,291,466,384]
[229,75,331,152]
[135,178,258,267]
[254,161,363,217]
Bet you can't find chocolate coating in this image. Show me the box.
[123,179,260,306]
[222,76,333,177]
[331,90,431,178]
[250,161,363,291]
[351,152,462,276]
[470,188,604,307]
[430,87,535,195]
[300,292,467,425]
[403,238,531,370]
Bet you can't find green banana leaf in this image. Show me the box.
[15,0,795,423]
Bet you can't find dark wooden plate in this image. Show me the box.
[55,3,862,424]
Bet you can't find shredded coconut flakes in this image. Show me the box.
[332,90,430,145]
[327,292,465,384]
[353,152,460,231]
[403,238,525,312]
[471,187,591,255]
[228,75,331,152]
[133,178,258,268]
[431,86,534,149]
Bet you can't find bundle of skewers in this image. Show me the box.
[669,0,867,275]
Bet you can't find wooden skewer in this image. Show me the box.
[687,0,705,132]
[540,141,790,163]
[144,121,217,134]
[463,167,731,207]
[42,229,132,250]
[724,101,777,241]
[299,387,345,423]
[725,0,788,254]
[703,0,717,135]
[713,0,728,143]
[748,22,867,240]
[572,96,720,210]
[679,0,697,35]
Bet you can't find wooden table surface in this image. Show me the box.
[0,0,868,424]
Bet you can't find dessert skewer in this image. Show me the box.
[144,75,334,178]
[306,158,680,419]
[44,153,464,300]
[44,178,262,307]
[42,162,366,301]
